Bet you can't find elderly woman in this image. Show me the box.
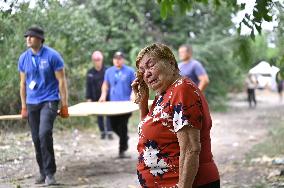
[132,43,219,188]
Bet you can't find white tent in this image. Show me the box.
[249,61,273,75]
[248,61,280,90]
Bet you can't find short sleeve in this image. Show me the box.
[18,54,25,73]
[52,52,64,71]
[194,61,206,77]
[171,80,203,132]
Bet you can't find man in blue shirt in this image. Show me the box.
[178,44,209,92]
[18,26,69,185]
[99,51,135,158]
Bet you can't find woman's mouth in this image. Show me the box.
[148,79,158,86]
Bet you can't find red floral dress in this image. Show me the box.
[137,77,219,188]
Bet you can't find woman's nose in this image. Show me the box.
[144,70,151,78]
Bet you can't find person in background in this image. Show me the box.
[276,72,284,102]
[86,50,113,140]
[178,44,209,92]
[132,43,220,187]
[18,26,69,186]
[245,73,258,108]
[99,51,135,158]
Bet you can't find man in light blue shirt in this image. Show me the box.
[99,51,135,158]
[178,44,209,92]
[18,26,69,185]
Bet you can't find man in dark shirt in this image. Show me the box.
[86,51,112,139]
[178,44,209,92]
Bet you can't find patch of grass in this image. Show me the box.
[55,116,99,130]
[246,119,284,159]
[251,184,268,188]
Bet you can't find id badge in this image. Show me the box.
[29,80,36,90]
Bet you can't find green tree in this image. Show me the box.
[157,0,275,38]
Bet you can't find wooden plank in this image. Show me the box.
[68,101,152,116]
[0,115,22,120]
[0,100,153,120]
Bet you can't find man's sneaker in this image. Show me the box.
[108,134,113,140]
[45,175,56,186]
[35,174,45,184]
[100,133,106,140]
[118,151,131,159]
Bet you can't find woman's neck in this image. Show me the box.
[156,74,181,95]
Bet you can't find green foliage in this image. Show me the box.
[274,3,284,78]
[0,0,280,128]
[157,0,276,38]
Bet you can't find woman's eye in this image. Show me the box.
[148,62,154,67]
[146,64,154,70]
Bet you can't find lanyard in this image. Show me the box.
[31,56,38,68]
[112,70,122,95]
[31,56,40,78]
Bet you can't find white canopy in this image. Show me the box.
[271,65,280,75]
[248,61,280,90]
[249,61,274,75]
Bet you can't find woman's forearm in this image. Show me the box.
[178,150,200,188]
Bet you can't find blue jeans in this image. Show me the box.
[97,116,112,135]
[27,101,58,176]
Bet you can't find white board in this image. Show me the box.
[0,100,153,120]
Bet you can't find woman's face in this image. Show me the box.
[138,54,174,94]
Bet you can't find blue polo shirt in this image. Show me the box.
[178,59,207,85]
[18,45,64,104]
[104,65,135,101]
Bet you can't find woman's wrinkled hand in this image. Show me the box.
[131,73,149,104]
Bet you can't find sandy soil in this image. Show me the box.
[0,90,283,188]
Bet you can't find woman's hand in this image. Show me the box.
[131,72,149,104]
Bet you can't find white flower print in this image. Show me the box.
[173,110,189,132]
[174,79,182,87]
[138,115,151,137]
[153,105,163,116]
[160,112,169,119]
[143,145,169,176]
[169,91,173,99]
[153,117,159,122]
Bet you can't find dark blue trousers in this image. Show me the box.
[109,113,131,153]
[27,101,58,176]
[97,116,112,135]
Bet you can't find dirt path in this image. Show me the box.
[0,90,283,188]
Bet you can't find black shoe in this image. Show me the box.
[45,175,56,186]
[100,133,106,140]
[118,151,131,159]
[35,174,45,184]
[108,134,113,140]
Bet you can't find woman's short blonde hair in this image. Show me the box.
[136,43,178,70]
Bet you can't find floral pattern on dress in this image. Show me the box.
[142,140,169,177]
[137,78,203,187]
[173,102,191,132]
[137,170,148,188]
[138,115,151,138]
